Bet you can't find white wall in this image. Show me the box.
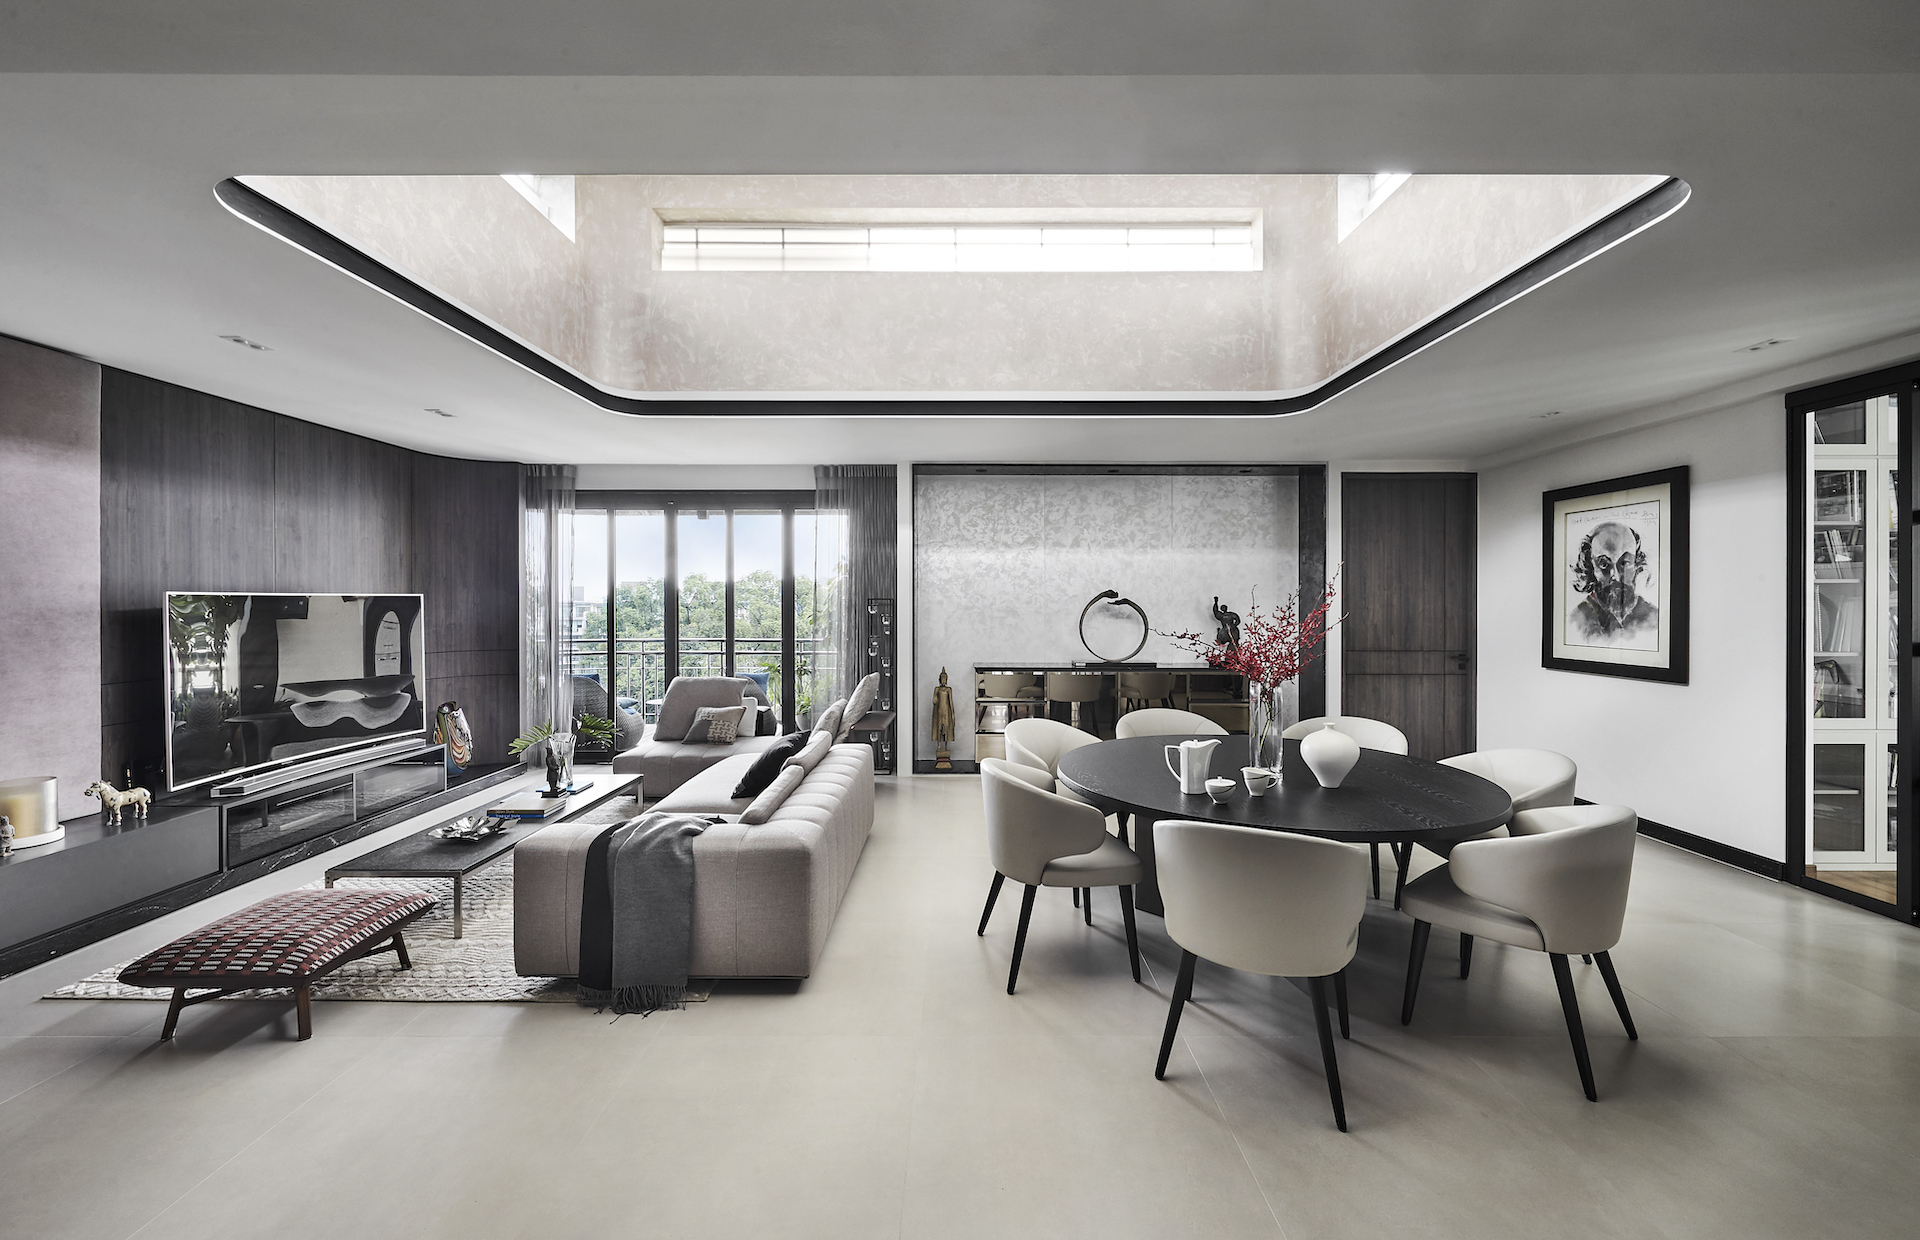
[1478,398,1786,860]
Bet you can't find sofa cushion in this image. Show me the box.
[813,698,847,740]
[734,731,809,799]
[687,704,745,744]
[650,753,762,815]
[741,764,807,825]
[612,730,783,797]
[839,673,881,743]
[653,676,753,742]
[786,730,834,775]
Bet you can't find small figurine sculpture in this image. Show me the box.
[544,745,566,797]
[1212,597,1243,649]
[83,779,151,826]
[932,667,956,772]
[1,816,13,858]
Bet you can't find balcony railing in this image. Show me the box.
[563,636,839,726]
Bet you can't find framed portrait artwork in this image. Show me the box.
[1542,466,1690,683]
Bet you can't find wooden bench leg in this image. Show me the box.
[162,988,187,1040]
[295,984,313,1041]
[392,930,412,971]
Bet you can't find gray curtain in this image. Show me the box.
[521,464,577,755]
[811,465,897,712]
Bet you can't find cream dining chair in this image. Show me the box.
[1399,803,1639,1102]
[1113,708,1227,739]
[1153,819,1370,1131]
[978,759,1142,993]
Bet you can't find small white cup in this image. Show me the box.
[1242,767,1277,797]
[1204,777,1235,804]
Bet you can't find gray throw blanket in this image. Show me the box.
[577,812,721,1015]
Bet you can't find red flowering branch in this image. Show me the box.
[1159,581,1343,764]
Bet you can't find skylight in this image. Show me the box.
[1336,173,1411,242]
[659,223,1259,272]
[501,174,576,242]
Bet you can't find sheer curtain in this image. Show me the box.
[811,466,897,714]
[521,465,577,754]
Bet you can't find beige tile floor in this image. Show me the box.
[2,771,1918,1239]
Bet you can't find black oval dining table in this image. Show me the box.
[1055,735,1513,916]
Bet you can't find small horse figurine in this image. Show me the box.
[84,780,151,825]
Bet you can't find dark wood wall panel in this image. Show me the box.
[411,453,521,761]
[100,370,521,782]
[273,418,413,593]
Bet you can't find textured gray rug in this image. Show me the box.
[45,870,713,1005]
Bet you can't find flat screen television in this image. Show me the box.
[164,592,428,792]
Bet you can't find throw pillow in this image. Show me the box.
[784,729,835,774]
[812,698,847,741]
[741,764,807,826]
[686,704,745,744]
[839,672,881,743]
[731,731,810,799]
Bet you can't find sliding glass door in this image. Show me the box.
[566,492,826,733]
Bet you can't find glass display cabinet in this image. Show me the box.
[1792,370,1917,921]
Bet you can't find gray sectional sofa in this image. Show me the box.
[514,736,875,980]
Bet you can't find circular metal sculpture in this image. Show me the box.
[1079,589,1150,664]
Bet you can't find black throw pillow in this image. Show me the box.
[732,732,809,800]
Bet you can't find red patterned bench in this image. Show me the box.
[117,889,436,1041]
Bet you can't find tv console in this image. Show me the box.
[0,746,522,980]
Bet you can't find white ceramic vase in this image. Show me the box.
[1300,720,1361,789]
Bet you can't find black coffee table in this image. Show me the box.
[1056,736,1511,916]
[325,774,642,937]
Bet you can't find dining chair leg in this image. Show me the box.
[1549,953,1599,1102]
[1118,885,1141,983]
[1083,888,1094,925]
[1370,843,1381,898]
[1333,968,1350,1039]
[977,872,1005,936]
[1154,950,1198,1079]
[1007,885,1039,995]
[1459,933,1474,979]
[1308,975,1348,1132]
[1401,919,1432,1025]
[1392,843,1411,910]
[1072,886,1080,909]
[1116,811,1131,849]
[1593,951,1639,1040]
[1582,953,1593,965]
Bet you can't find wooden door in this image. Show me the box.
[1340,473,1476,760]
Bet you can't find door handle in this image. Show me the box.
[1452,652,1471,671]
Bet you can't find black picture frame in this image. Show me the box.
[1541,466,1690,684]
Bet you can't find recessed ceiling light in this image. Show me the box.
[218,334,271,351]
[425,407,455,418]
[1531,410,1563,420]
[1736,337,1792,353]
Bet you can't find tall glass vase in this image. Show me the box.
[1247,683,1280,771]
[543,732,577,794]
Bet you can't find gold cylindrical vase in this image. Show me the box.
[0,776,63,848]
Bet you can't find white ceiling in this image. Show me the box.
[3,4,1919,466]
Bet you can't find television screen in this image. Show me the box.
[164,592,427,791]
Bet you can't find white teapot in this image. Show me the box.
[1164,737,1223,795]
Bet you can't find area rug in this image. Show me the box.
[44,870,713,1005]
